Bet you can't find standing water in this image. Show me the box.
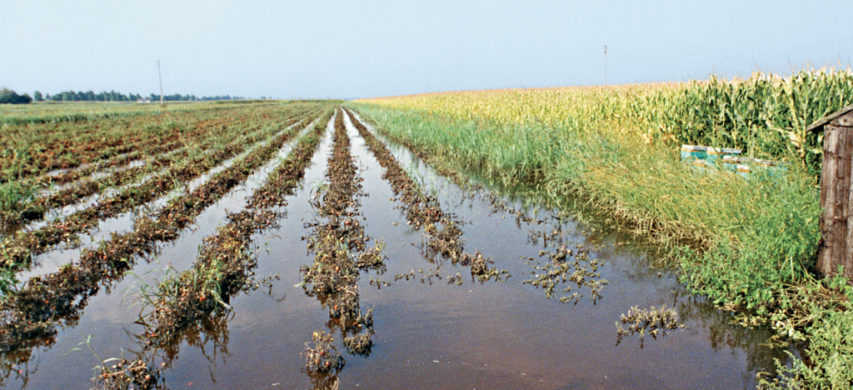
[0,109,790,389]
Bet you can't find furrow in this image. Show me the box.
[0,107,317,275]
[11,108,313,231]
[15,113,318,282]
[0,107,331,357]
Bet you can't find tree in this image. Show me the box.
[33,91,43,101]
[0,88,32,104]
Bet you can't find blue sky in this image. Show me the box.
[2,0,851,99]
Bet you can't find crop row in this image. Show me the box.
[147,108,331,342]
[0,105,334,369]
[0,104,320,277]
[299,109,382,381]
[27,105,293,187]
[91,109,336,389]
[1,103,281,183]
[2,105,319,231]
[0,101,268,126]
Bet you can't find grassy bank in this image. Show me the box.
[350,69,853,388]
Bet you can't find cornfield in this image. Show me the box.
[632,69,853,175]
[364,68,853,177]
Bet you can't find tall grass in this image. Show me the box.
[352,68,853,387]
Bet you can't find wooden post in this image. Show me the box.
[816,109,853,280]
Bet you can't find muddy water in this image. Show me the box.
[4,109,789,389]
[0,119,326,389]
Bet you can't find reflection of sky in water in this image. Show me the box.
[2,110,789,389]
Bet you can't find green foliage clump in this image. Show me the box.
[0,88,32,104]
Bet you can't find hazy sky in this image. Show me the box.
[2,0,851,99]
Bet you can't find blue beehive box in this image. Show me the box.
[722,155,740,172]
[681,145,707,161]
[753,159,787,177]
[707,147,741,164]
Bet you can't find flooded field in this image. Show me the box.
[0,105,792,389]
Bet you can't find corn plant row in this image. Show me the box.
[0,106,334,360]
[627,70,853,175]
[0,106,320,275]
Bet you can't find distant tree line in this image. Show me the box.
[0,87,243,104]
[42,90,243,102]
[0,88,33,104]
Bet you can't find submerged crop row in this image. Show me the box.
[1,105,318,232]
[0,106,317,280]
[299,109,381,385]
[0,104,331,370]
[90,109,335,389]
[344,108,503,281]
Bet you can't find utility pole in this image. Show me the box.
[157,60,164,105]
[603,45,608,86]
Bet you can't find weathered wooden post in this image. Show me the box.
[809,103,853,280]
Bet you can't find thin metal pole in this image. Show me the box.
[157,60,164,105]
[604,45,607,86]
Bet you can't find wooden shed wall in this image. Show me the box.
[817,111,853,279]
